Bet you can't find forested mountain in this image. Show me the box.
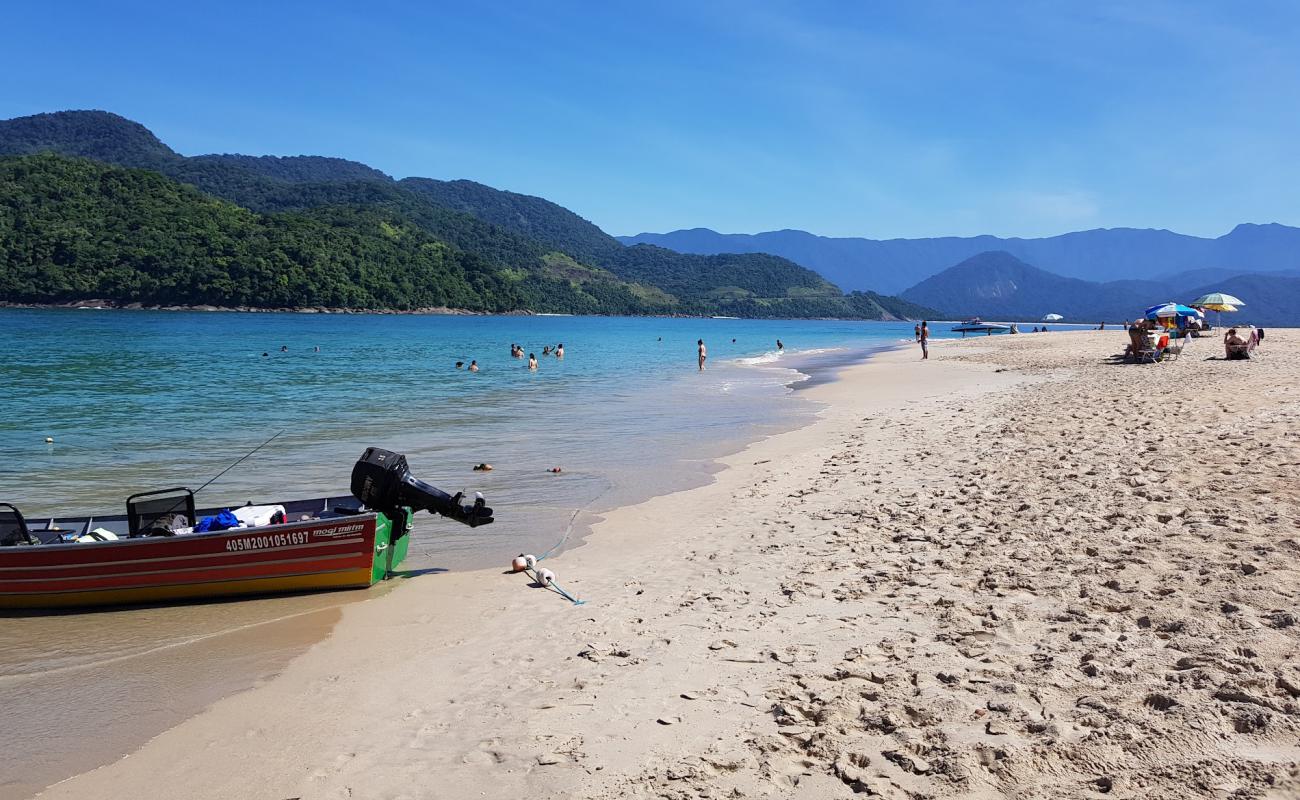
[0,110,179,169]
[191,154,393,184]
[621,224,1300,295]
[401,178,620,264]
[0,110,936,319]
[899,250,1300,326]
[0,154,670,313]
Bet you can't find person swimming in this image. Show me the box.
[528,353,538,370]
[455,361,464,369]
[468,360,479,372]
[542,345,551,356]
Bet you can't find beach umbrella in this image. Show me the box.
[1041,313,1063,321]
[1191,292,1244,310]
[1190,292,1244,328]
[1144,302,1199,319]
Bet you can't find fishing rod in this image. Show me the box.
[193,430,285,496]
[138,431,287,529]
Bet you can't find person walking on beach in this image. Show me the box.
[920,321,929,360]
[697,339,707,371]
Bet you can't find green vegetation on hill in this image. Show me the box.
[0,110,179,169]
[402,178,620,265]
[398,177,898,317]
[0,110,938,319]
[190,154,392,184]
[0,154,670,313]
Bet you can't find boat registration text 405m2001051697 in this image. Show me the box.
[220,519,369,553]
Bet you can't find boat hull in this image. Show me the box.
[0,511,408,609]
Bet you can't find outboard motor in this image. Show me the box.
[351,448,494,527]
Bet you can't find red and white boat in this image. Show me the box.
[0,448,492,609]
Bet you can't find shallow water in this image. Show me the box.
[0,309,1081,796]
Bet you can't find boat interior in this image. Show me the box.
[0,492,367,547]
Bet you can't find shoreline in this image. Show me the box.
[32,337,983,799]
[9,336,868,799]
[35,330,1300,798]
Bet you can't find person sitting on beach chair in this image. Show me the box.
[1224,328,1255,360]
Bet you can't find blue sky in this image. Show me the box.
[3,1,1298,239]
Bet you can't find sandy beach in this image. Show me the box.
[36,329,1300,800]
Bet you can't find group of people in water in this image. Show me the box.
[453,336,797,375]
[457,342,564,372]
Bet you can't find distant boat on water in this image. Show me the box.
[710,315,740,319]
[951,318,1010,336]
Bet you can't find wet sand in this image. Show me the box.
[0,597,349,800]
[36,330,1300,799]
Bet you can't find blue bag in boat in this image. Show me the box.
[194,509,241,533]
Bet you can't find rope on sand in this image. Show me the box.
[511,553,586,606]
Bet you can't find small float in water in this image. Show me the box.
[950,318,1011,336]
[0,448,492,609]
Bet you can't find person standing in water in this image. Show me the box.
[528,353,538,370]
[555,343,564,358]
[697,339,707,371]
[468,360,479,372]
[920,321,929,360]
[776,339,784,351]
[914,323,921,342]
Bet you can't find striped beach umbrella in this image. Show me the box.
[1190,292,1244,328]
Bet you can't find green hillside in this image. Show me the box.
[0,154,672,313]
[0,110,936,319]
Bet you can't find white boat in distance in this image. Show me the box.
[950,318,1010,335]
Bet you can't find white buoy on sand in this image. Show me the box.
[537,568,555,586]
[522,554,537,570]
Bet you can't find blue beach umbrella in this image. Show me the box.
[1144,302,1200,320]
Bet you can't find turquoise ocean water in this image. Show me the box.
[1,309,948,570]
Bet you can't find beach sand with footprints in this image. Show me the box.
[39,330,1300,800]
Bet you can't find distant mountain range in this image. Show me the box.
[620,226,1300,296]
[0,110,932,319]
[900,251,1300,327]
